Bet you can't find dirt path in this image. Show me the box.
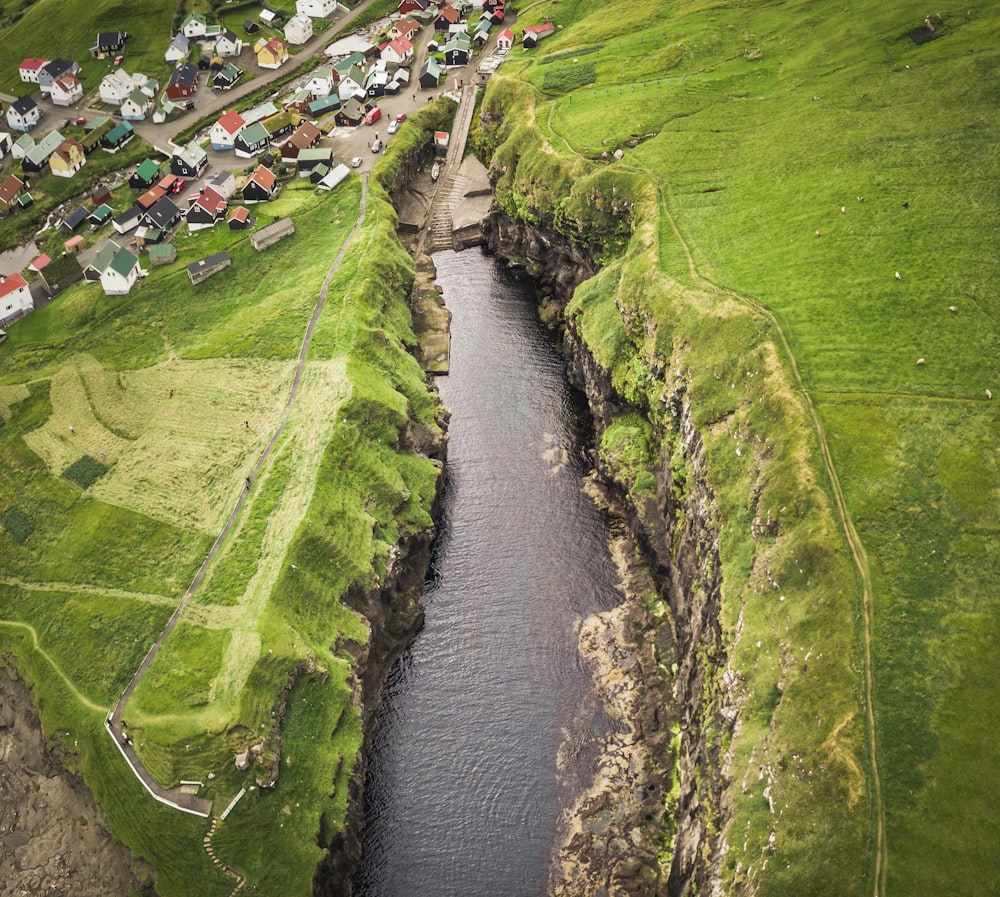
[105,173,371,819]
[0,575,176,607]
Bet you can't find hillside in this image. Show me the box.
[477,0,998,893]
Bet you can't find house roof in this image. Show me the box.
[0,175,25,205]
[248,165,277,191]
[104,121,134,144]
[181,12,207,29]
[228,206,250,223]
[285,122,320,149]
[524,22,556,36]
[30,254,51,271]
[387,36,413,56]
[41,58,77,79]
[101,69,133,94]
[144,196,181,229]
[11,96,38,115]
[112,207,141,230]
[193,186,227,214]
[238,121,270,146]
[421,57,442,77]
[137,185,168,208]
[64,235,85,250]
[19,58,47,72]
[307,95,341,114]
[52,137,84,163]
[498,27,514,41]
[0,272,29,298]
[436,6,460,24]
[168,63,199,90]
[186,251,231,275]
[63,206,89,229]
[53,73,82,92]
[148,243,175,259]
[109,244,139,277]
[89,203,113,221]
[214,62,243,84]
[95,31,127,50]
[168,34,190,53]
[175,142,207,167]
[216,109,246,134]
[243,102,279,124]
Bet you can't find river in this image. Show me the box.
[354,248,623,897]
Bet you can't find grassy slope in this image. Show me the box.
[482,0,998,893]
[0,96,452,894]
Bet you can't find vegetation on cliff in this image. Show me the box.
[478,0,998,893]
[0,101,453,895]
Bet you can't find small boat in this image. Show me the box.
[431,161,441,182]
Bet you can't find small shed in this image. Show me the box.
[187,250,231,284]
[250,217,295,251]
[149,242,177,266]
[64,235,85,254]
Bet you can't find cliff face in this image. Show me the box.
[485,209,734,896]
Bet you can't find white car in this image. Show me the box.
[387,120,400,134]
[371,138,382,153]
[351,156,363,168]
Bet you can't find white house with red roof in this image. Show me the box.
[210,109,246,150]
[50,73,84,107]
[389,18,420,41]
[381,36,414,66]
[18,58,48,83]
[0,273,32,326]
[496,26,514,51]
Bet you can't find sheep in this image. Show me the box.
[815,230,821,238]
[840,206,846,213]
[987,389,993,400]
[895,271,902,280]
[949,305,958,312]
[917,358,925,365]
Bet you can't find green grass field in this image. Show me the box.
[480,0,998,894]
[0,93,452,893]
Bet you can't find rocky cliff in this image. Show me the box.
[485,209,736,896]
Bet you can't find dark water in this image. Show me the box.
[354,249,622,897]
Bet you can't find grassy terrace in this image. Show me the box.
[479,0,998,894]
[0,95,452,893]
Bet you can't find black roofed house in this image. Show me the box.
[101,120,135,153]
[244,19,260,34]
[166,63,199,100]
[62,205,89,231]
[207,170,237,200]
[112,204,143,234]
[91,31,128,58]
[142,196,182,231]
[187,251,231,284]
[216,30,244,58]
[170,142,208,178]
[250,217,294,251]
[38,59,79,95]
[6,96,41,132]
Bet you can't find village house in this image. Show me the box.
[142,196,182,231]
[381,36,414,66]
[389,18,420,41]
[496,26,514,52]
[170,142,208,178]
[121,89,153,120]
[522,22,556,47]
[38,59,79,95]
[250,217,294,250]
[213,63,243,90]
[334,97,365,126]
[279,122,321,162]
[434,6,461,32]
[419,57,442,89]
[130,158,161,190]
[215,29,243,57]
[186,187,228,231]
[206,170,237,200]
[295,147,333,177]
[21,130,64,173]
[241,165,279,203]
[136,184,167,210]
[165,33,190,63]
[255,37,290,69]
[101,120,135,153]
[89,203,113,227]
[434,130,450,154]
[85,241,141,294]
[211,110,246,150]
[181,12,210,38]
[11,134,34,160]
[444,37,470,66]
[0,175,26,214]
[166,63,199,100]
[297,0,340,17]
[234,121,270,157]
[397,0,431,14]
[0,131,12,162]
[100,69,135,105]
[91,31,128,58]
[148,243,176,266]
[303,66,337,97]
[244,19,260,35]
[7,97,41,132]
[49,138,86,178]
[337,65,367,101]
[285,15,314,45]
[0,273,32,325]
[307,95,341,119]
[62,206,90,231]
[284,87,315,114]
[50,72,84,107]
[18,58,48,84]
[228,206,254,230]
[111,206,142,234]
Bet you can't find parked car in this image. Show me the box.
[395,112,407,122]
[371,137,382,153]
[364,106,381,125]
[171,178,186,194]
[73,116,87,125]
[387,120,399,134]
[351,156,363,168]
